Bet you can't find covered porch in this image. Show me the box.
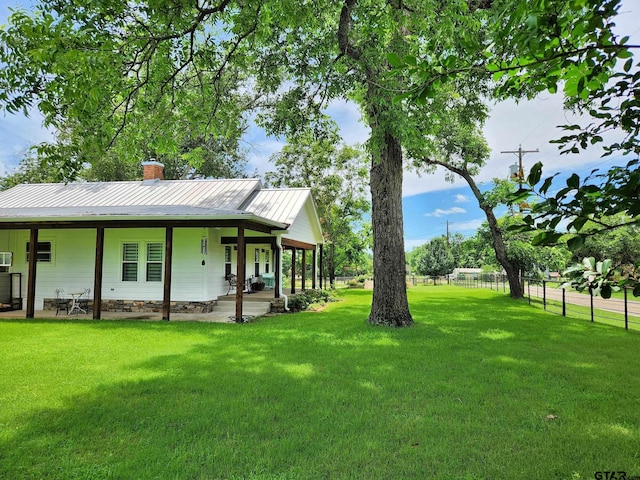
[3,220,320,323]
[0,288,298,323]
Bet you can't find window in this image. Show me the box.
[146,243,163,282]
[224,246,232,278]
[0,252,11,267]
[254,248,260,277]
[122,243,139,281]
[265,249,270,274]
[26,241,52,263]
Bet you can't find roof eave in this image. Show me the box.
[0,213,288,231]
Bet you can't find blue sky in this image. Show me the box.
[1,0,638,251]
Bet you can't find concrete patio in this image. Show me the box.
[0,288,302,323]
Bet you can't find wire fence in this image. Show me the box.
[452,274,640,332]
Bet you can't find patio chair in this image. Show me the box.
[262,273,275,290]
[226,274,237,295]
[54,289,70,316]
[78,288,91,312]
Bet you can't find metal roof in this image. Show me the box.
[243,188,312,226]
[0,179,313,230]
[0,178,261,209]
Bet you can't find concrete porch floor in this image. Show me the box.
[0,289,305,323]
[0,303,267,322]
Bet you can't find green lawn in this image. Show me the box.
[1,287,639,479]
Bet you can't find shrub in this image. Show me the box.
[286,289,338,312]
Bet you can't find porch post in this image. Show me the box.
[275,242,281,299]
[301,249,306,291]
[93,227,104,320]
[162,227,173,321]
[235,225,246,322]
[291,247,296,294]
[319,244,323,289]
[26,228,38,319]
[312,247,317,289]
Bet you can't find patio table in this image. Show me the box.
[68,292,87,315]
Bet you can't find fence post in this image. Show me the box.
[562,287,566,316]
[624,287,629,331]
[527,278,531,304]
[589,287,594,322]
[543,280,546,311]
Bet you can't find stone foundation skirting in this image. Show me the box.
[270,297,286,313]
[270,295,306,313]
[43,298,217,313]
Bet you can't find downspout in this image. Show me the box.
[276,235,289,311]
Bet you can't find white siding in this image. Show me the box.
[102,228,166,301]
[103,228,220,302]
[0,231,10,251]
[11,229,96,309]
[7,228,225,308]
[283,199,323,245]
[207,229,226,299]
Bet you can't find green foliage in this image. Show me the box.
[395,0,639,295]
[570,218,640,267]
[400,0,639,157]
[562,253,640,299]
[409,236,455,277]
[509,160,640,293]
[472,215,571,276]
[0,2,266,181]
[562,257,620,298]
[286,289,338,312]
[511,160,640,243]
[0,153,60,190]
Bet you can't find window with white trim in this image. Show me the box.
[265,249,270,273]
[146,243,163,282]
[122,243,139,281]
[0,252,12,267]
[26,241,52,263]
[254,248,260,277]
[224,246,232,278]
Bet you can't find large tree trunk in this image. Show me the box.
[481,204,524,298]
[462,171,524,298]
[367,131,414,326]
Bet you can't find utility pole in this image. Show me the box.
[446,220,450,247]
[501,144,539,189]
[502,145,538,212]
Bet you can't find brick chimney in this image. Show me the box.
[142,160,164,180]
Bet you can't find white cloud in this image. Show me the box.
[455,194,469,203]
[425,207,466,217]
[404,238,431,250]
[403,168,455,197]
[450,217,486,231]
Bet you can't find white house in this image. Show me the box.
[0,162,324,321]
